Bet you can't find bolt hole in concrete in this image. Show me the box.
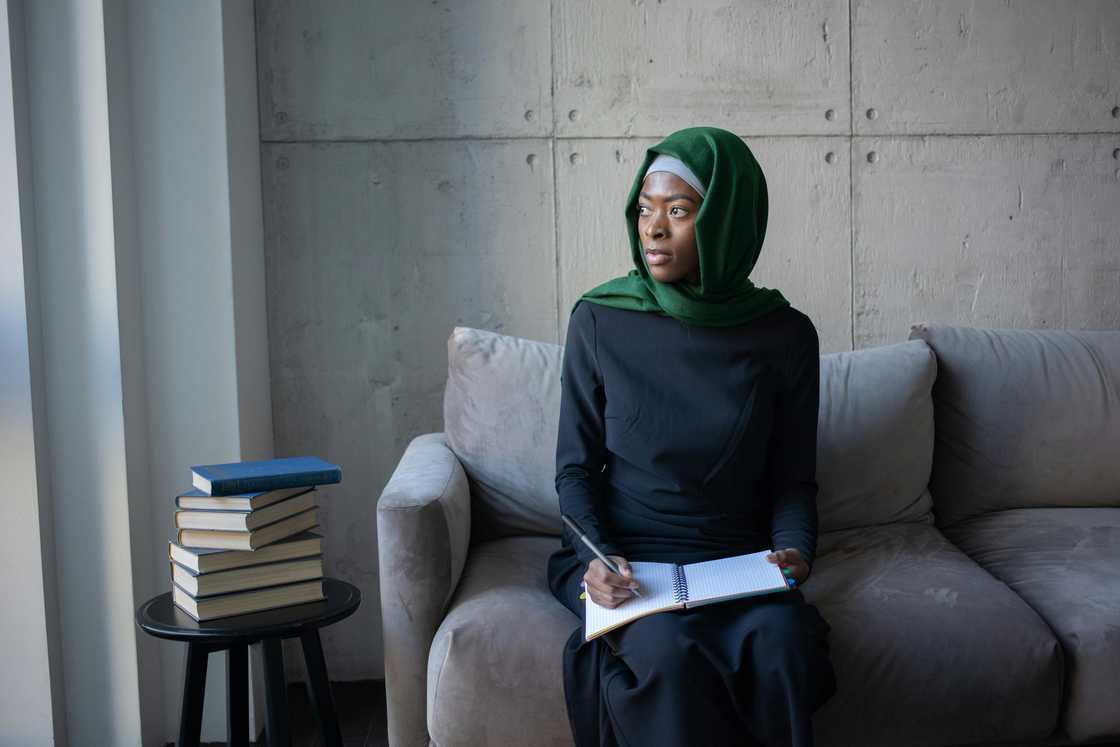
[569,109,580,121]
[1113,148,1120,159]
[866,151,878,164]
[825,151,836,164]
[524,109,534,121]
[570,152,581,165]
[1113,106,1120,118]
[825,108,835,121]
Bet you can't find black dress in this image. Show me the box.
[546,300,838,747]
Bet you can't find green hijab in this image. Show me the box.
[572,126,789,327]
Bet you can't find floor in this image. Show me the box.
[173,677,1120,747]
[186,678,388,747]
[287,679,388,747]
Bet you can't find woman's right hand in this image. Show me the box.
[583,555,640,608]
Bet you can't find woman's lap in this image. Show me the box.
[550,548,832,666]
[593,591,834,746]
[606,588,832,679]
[552,552,837,746]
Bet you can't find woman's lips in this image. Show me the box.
[646,251,671,266]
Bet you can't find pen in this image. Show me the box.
[561,513,642,598]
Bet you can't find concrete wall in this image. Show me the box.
[255,0,1120,679]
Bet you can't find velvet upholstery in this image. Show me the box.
[943,508,1120,741]
[816,339,937,531]
[907,323,1120,529]
[808,521,1062,747]
[444,326,940,539]
[378,432,472,747]
[424,525,1064,747]
[375,323,1120,747]
[443,326,564,541]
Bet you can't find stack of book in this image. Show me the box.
[169,456,342,622]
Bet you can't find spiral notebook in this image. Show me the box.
[584,549,792,641]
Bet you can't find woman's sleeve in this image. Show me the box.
[556,302,622,568]
[767,319,821,581]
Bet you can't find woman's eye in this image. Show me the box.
[670,206,688,216]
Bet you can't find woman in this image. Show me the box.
[546,126,838,747]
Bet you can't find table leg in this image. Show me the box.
[227,644,248,747]
[262,638,291,746]
[178,643,208,747]
[300,629,342,747]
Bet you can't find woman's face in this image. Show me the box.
[637,171,702,286]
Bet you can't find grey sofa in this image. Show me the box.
[376,321,1120,747]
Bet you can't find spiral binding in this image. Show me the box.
[671,564,688,603]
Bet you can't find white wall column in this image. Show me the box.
[0,0,66,742]
[120,0,274,738]
[3,0,273,742]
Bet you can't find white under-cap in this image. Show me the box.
[644,154,707,198]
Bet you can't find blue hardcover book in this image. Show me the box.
[191,456,341,496]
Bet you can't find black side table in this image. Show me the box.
[136,577,361,747]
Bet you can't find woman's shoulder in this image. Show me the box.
[750,304,818,346]
[567,299,599,338]
[571,298,660,328]
[566,299,626,345]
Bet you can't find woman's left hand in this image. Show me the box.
[767,548,809,586]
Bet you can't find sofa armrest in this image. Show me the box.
[377,432,472,747]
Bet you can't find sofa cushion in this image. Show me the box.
[941,507,1120,742]
[443,327,565,540]
[445,325,938,541]
[809,521,1063,747]
[427,536,575,747]
[815,339,937,531]
[907,324,1120,529]
[430,528,1064,747]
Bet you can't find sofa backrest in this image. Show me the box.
[444,325,938,542]
[908,323,1120,529]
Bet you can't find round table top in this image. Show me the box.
[135,577,361,645]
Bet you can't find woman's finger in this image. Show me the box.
[588,579,634,606]
[587,577,632,601]
[606,556,639,590]
[600,567,637,590]
[591,588,626,608]
[585,577,611,597]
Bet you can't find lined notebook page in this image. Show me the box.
[682,550,789,607]
[584,561,684,641]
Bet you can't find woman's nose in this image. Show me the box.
[644,215,666,237]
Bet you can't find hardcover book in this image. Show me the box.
[176,507,319,551]
[172,578,325,622]
[190,456,341,496]
[171,556,324,598]
[174,490,317,532]
[175,485,311,512]
[169,530,323,574]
